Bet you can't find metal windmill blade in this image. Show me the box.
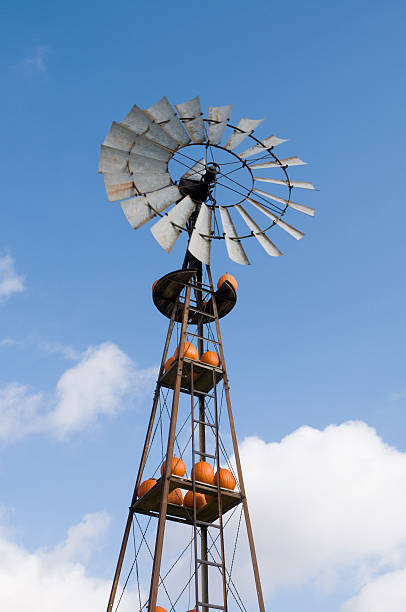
[99,95,317,265]
[208,105,233,145]
[224,118,264,150]
[150,195,196,252]
[175,96,205,143]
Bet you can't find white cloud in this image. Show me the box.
[39,340,82,361]
[341,567,406,612]
[0,383,44,441]
[50,342,156,436]
[1,420,406,609]
[0,512,138,612]
[0,255,24,301]
[0,336,80,360]
[233,421,406,602]
[23,45,49,73]
[45,512,111,565]
[0,343,156,442]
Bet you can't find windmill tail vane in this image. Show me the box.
[99,96,317,612]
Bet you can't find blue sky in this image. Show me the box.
[1,1,406,611]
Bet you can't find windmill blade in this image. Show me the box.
[219,207,250,265]
[103,171,132,185]
[150,195,195,252]
[99,145,130,174]
[103,122,138,152]
[224,118,264,151]
[144,123,179,152]
[121,185,181,229]
[235,205,282,256]
[121,104,152,135]
[131,135,172,162]
[121,104,178,151]
[132,172,171,194]
[105,184,136,202]
[128,153,168,174]
[249,156,307,169]
[287,201,315,216]
[246,197,304,240]
[252,188,315,217]
[181,158,206,182]
[188,202,212,264]
[103,173,136,202]
[239,135,288,159]
[254,177,315,190]
[208,105,233,145]
[175,96,205,143]
[145,97,190,146]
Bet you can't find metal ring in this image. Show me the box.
[152,122,292,241]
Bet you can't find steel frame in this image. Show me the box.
[106,261,265,612]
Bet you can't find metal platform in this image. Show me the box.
[152,269,237,323]
[160,357,223,395]
[132,475,242,526]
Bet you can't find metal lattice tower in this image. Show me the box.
[99,95,316,612]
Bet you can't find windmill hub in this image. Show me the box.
[178,162,218,203]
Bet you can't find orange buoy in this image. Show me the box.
[191,461,215,485]
[156,607,168,612]
[217,273,237,292]
[183,490,206,510]
[164,355,176,372]
[137,478,157,498]
[174,341,197,360]
[200,350,220,367]
[214,468,236,490]
[160,456,186,477]
[168,488,183,505]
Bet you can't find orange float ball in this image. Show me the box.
[156,607,168,612]
[214,468,236,490]
[200,350,220,367]
[137,478,157,498]
[160,456,186,477]
[217,273,237,292]
[164,355,176,372]
[191,461,215,485]
[174,341,197,360]
[168,488,183,505]
[183,490,206,510]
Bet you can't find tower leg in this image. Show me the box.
[207,267,265,612]
[147,283,193,612]
[106,304,178,612]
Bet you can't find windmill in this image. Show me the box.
[99,96,315,612]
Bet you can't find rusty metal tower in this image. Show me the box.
[99,96,316,612]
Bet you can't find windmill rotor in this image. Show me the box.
[99,95,317,264]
